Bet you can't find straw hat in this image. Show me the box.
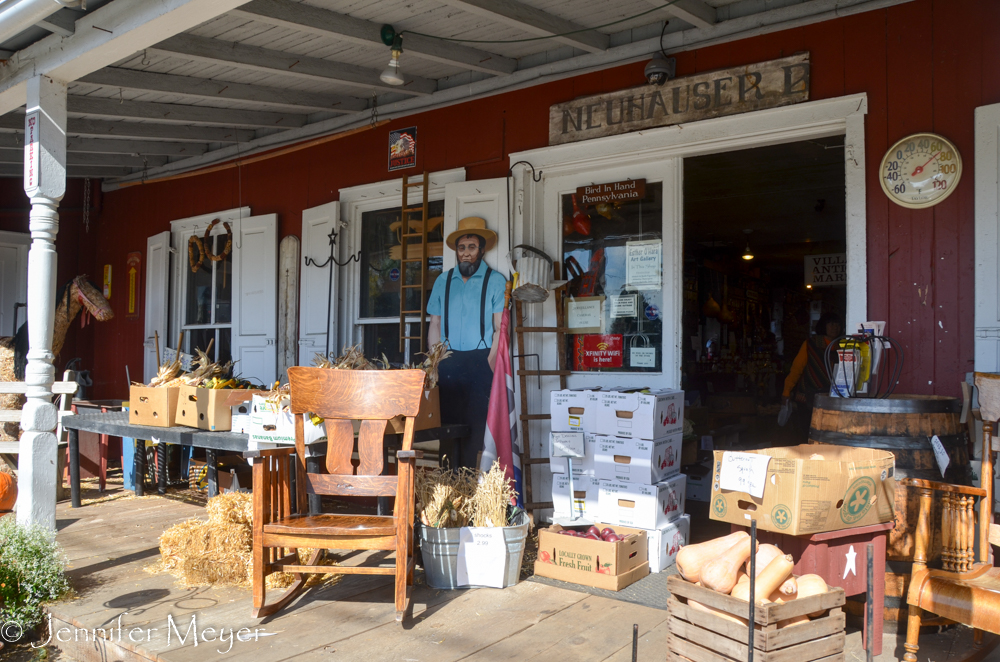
[446,217,497,252]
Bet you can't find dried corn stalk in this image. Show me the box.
[469,461,516,528]
[412,342,452,390]
[415,467,477,528]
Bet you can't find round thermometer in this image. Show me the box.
[879,132,962,209]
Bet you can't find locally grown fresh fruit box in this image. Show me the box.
[534,523,648,591]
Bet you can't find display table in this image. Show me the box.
[731,520,893,655]
[61,412,468,513]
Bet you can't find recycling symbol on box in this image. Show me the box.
[712,495,727,518]
[771,504,791,530]
[840,476,877,524]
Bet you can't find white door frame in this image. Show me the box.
[0,230,29,336]
[337,168,465,358]
[510,93,869,389]
[975,103,1000,371]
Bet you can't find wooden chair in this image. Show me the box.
[903,372,1000,662]
[251,367,426,621]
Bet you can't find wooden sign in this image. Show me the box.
[576,179,645,205]
[549,53,810,146]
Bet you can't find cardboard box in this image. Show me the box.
[599,474,687,529]
[534,523,649,590]
[388,387,440,433]
[226,390,266,434]
[247,394,325,448]
[685,461,712,502]
[129,386,180,427]
[551,474,600,519]
[598,388,684,439]
[176,386,256,431]
[708,445,895,536]
[550,388,603,432]
[549,431,598,475]
[646,513,690,573]
[593,433,682,484]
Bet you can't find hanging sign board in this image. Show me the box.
[577,179,646,206]
[626,240,662,290]
[126,252,141,319]
[549,53,810,145]
[804,253,846,287]
[388,126,417,171]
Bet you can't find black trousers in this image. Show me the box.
[438,348,492,470]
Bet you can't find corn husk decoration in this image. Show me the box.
[415,462,516,528]
[412,342,452,390]
[470,462,517,528]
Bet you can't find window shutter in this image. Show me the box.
[298,201,339,365]
[232,214,278,387]
[143,231,171,383]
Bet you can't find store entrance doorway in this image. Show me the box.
[682,136,847,451]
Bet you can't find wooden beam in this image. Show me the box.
[0,148,168,168]
[67,95,307,128]
[152,34,437,96]
[231,0,517,76]
[66,136,208,156]
[0,114,255,142]
[0,163,135,178]
[440,0,608,53]
[36,8,80,37]
[79,67,365,112]
[646,0,715,29]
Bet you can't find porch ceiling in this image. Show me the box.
[0,0,912,185]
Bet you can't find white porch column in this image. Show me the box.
[17,75,67,530]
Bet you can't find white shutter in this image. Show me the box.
[976,103,1000,371]
[298,201,339,365]
[0,231,29,337]
[443,179,511,275]
[143,231,170,382]
[232,214,277,387]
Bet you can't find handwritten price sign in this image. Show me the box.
[456,527,507,588]
[718,452,772,499]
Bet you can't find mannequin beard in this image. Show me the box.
[458,256,482,278]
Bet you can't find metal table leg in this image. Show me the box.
[157,442,167,495]
[69,428,81,508]
[306,455,321,515]
[206,448,218,499]
[133,438,144,497]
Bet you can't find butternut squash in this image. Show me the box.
[745,543,782,577]
[778,576,797,595]
[793,574,830,618]
[688,599,747,625]
[676,531,749,583]
[701,538,755,593]
[729,554,793,603]
[778,614,810,628]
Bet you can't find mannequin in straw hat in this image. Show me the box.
[427,217,508,469]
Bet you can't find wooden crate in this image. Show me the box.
[666,575,846,662]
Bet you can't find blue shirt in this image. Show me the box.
[427,261,507,351]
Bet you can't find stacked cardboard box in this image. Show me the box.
[549,387,690,574]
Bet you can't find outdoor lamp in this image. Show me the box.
[380,24,405,86]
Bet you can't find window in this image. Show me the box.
[358,200,444,363]
[562,182,663,373]
[183,232,233,366]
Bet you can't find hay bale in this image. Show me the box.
[205,491,253,526]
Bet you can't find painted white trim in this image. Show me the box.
[0,230,29,336]
[337,168,465,358]
[975,103,1000,371]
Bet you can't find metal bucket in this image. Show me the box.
[419,511,529,589]
[509,245,552,303]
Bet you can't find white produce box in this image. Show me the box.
[593,433,682,484]
[598,474,687,530]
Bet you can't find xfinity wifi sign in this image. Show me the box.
[805,253,846,287]
[548,54,810,145]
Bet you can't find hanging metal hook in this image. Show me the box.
[304,227,360,269]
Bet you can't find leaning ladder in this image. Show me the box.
[399,171,430,354]
[514,277,571,522]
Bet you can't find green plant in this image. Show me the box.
[0,515,69,632]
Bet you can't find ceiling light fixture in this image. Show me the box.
[379,25,405,86]
[741,229,754,261]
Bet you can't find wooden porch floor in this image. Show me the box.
[43,489,995,662]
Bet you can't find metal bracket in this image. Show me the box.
[304,227,360,269]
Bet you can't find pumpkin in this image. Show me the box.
[676,531,749,583]
[730,554,793,603]
[0,472,16,512]
[701,538,755,593]
[792,574,830,618]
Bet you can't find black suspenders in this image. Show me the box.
[442,266,493,350]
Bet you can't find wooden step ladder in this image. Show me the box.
[514,273,571,521]
[399,171,430,354]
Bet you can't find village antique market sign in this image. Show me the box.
[549,53,810,145]
[804,253,846,287]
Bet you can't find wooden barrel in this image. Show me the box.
[809,394,971,625]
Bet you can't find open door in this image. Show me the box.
[976,103,1000,371]
[144,231,170,382]
[232,214,278,386]
[298,201,339,365]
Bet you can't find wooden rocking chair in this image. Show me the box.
[903,372,1000,662]
[251,367,426,621]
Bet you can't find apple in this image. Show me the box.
[586,526,602,537]
[600,527,615,538]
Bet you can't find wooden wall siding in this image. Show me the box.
[81,0,1000,400]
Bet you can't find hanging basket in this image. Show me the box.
[509,244,553,303]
